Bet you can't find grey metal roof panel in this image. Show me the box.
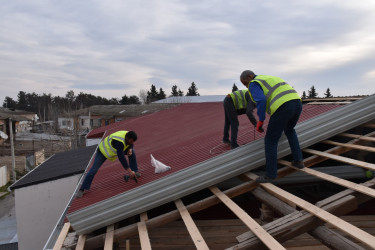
[10,145,97,190]
[67,95,375,234]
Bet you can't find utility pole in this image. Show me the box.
[8,118,16,183]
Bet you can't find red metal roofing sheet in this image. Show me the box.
[68,102,341,214]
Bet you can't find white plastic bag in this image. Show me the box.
[151,154,171,174]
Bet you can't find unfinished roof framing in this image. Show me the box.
[49,95,375,249]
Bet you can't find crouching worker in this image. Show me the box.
[77,130,140,197]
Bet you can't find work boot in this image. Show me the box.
[292,160,305,169]
[222,139,231,145]
[135,172,142,178]
[76,189,84,198]
[231,143,239,149]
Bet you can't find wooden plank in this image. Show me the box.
[246,172,375,249]
[175,199,209,250]
[339,133,375,142]
[322,140,375,153]
[140,212,148,222]
[104,224,114,250]
[209,186,286,250]
[53,222,71,250]
[138,221,152,250]
[279,160,375,198]
[303,148,375,171]
[75,235,86,250]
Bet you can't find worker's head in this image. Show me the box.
[240,70,255,87]
[125,131,137,145]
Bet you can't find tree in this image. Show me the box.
[146,84,159,103]
[178,88,184,96]
[120,94,130,105]
[232,83,238,92]
[324,88,333,98]
[186,82,200,96]
[157,88,166,100]
[16,91,28,111]
[308,85,318,98]
[301,91,306,99]
[129,95,141,104]
[2,96,16,109]
[171,85,179,97]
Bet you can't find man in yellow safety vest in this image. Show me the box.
[223,89,257,149]
[240,70,305,183]
[77,130,140,197]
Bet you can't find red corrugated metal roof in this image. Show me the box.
[68,102,341,214]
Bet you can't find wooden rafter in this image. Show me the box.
[52,222,70,250]
[175,199,209,250]
[279,160,375,198]
[104,224,115,250]
[210,186,286,250]
[245,172,375,249]
[303,148,375,171]
[137,212,152,250]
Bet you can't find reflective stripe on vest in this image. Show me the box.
[229,90,248,110]
[251,75,300,115]
[99,131,129,161]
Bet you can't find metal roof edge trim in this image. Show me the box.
[68,94,375,234]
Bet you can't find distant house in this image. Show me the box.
[9,145,96,250]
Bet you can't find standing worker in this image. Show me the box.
[77,130,141,197]
[240,70,305,183]
[223,89,257,149]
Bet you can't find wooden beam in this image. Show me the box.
[104,224,114,250]
[53,222,70,250]
[175,199,209,250]
[251,187,366,250]
[75,235,86,250]
[339,133,375,142]
[322,140,375,153]
[279,160,375,198]
[138,212,152,250]
[209,186,286,250]
[303,148,375,171]
[245,172,375,249]
[73,181,258,249]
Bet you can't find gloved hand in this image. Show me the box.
[256,121,264,132]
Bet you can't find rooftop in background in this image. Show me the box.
[72,103,179,118]
[0,108,35,121]
[10,145,97,190]
[153,95,226,103]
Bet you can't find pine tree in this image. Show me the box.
[146,84,159,103]
[301,91,306,99]
[157,88,166,100]
[308,85,318,98]
[186,82,200,96]
[2,96,16,109]
[171,85,179,96]
[324,88,333,98]
[232,83,239,92]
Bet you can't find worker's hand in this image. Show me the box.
[127,149,132,156]
[256,121,264,133]
[128,170,135,178]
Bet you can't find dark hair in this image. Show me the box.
[126,131,137,141]
[240,70,255,81]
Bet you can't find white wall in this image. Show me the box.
[14,174,81,250]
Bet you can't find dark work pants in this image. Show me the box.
[80,148,138,190]
[264,99,303,179]
[223,96,239,148]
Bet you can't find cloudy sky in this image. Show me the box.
[1,0,375,103]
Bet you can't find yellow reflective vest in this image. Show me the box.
[98,131,130,161]
[229,89,249,110]
[249,75,300,115]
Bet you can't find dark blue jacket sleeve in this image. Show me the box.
[249,82,267,121]
[111,140,129,170]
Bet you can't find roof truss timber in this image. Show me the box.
[53,122,375,250]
